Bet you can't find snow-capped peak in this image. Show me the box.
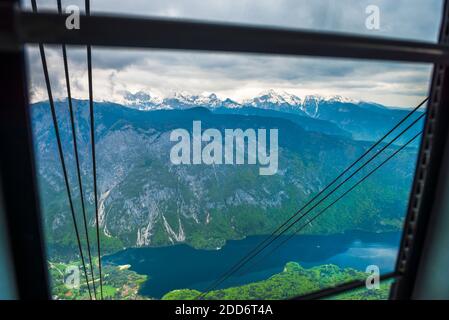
[222,98,241,109]
[122,90,163,110]
[249,89,302,105]
[194,93,222,107]
[119,90,362,115]
[165,92,223,108]
[327,95,357,104]
[280,92,302,105]
[170,91,198,104]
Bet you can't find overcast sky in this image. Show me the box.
[24,0,444,107]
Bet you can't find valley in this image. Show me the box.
[29,91,423,299]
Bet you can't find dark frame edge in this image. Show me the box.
[292,273,398,300]
[2,10,449,64]
[0,0,50,300]
[391,0,449,300]
[1,0,449,301]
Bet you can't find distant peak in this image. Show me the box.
[122,90,164,110]
[117,89,364,113]
[250,90,301,106]
[326,95,357,103]
[124,90,162,102]
[171,91,197,101]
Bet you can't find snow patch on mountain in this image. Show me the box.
[121,90,359,109]
[117,89,368,118]
[122,91,167,110]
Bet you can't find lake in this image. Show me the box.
[104,231,401,298]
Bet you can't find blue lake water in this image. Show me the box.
[104,231,401,298]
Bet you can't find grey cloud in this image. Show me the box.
[23,0,440,106]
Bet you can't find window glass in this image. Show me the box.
[27,45,430,299]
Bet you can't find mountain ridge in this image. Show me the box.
[44,90,425,142]
[107,90,426,141]
[30,99,420,259]
[118,90,375,114]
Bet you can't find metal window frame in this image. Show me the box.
[0,0,50,300]
[392,0,449,299]
[1,0,449,300]
[2,10,449,63]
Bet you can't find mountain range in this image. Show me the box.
[122,90,358,112]
[29,92,423,259]
[121,90,423,141]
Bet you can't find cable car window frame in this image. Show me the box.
[1,0,449,300]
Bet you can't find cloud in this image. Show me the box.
[24,0,442,107]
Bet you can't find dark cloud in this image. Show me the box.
[23,0,441,106]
